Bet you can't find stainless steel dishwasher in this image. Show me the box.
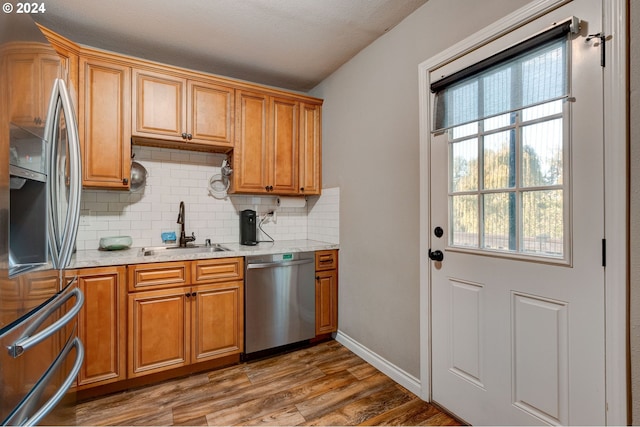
[245,252,315,354]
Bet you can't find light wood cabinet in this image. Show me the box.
[299,103,322,195]
[4,48,61,130]
[127,259,244,378]
[315,250,338,335]
[191,281,243,362]
[74,266,127,389]
[128,287,190,377]
[79,56,131,189]
[132,68,234,150]
[233,91,301,195]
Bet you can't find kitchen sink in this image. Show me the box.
[140,244,230,256]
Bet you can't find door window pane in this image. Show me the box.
[451,195,478,248]
[483,192,515,250]
[522,190,563,256]
[483,130,515,190]
[451,138,478,192]
[522,119,563,187]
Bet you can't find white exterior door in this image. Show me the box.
[429,1,605,425]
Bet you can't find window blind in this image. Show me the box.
[431,21,572,133]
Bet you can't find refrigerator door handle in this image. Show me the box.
[7,286,84,358]
[44,79,82,270]
[12,337,84,427]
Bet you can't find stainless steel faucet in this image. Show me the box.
[177,201,196,247]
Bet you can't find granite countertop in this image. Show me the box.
[69,239,339,269]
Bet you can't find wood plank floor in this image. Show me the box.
[68,340,462,426]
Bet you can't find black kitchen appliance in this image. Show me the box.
[240,209,258,245]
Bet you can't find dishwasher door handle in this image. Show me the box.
[246,258,314,270]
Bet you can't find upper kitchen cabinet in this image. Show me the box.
[299,103,322,195]
[38,25,80,109]
[79,54,131,189]
[3,45,63,132]
[132,68,234,151]
[232,91,302,195]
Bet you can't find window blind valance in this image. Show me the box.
[431,19,576,133]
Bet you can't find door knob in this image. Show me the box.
[428,249,444,262]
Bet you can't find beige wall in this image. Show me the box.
[630,0,639,423]
[310,0,530,378]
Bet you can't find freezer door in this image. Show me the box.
[44,79,81,270]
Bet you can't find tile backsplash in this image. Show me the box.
[76,145,339,250]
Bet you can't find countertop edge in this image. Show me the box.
[68,240,340,269]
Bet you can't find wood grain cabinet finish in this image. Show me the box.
[79,56,131,189]
[132,68,234,150]
[191,281,244,362]
[233,92,304,195]
[75,266,127,389]
[315,250,338,335]
[128,287,190,377]
[191,257,243,284]
[128,261,190,292]
[127,259,244,378]
[299,103,322,195]
[4,48,62,129]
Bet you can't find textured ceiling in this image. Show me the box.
[33,0,428,92]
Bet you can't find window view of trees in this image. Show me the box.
[449,102,564,257]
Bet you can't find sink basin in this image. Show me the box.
[141,244,230,256]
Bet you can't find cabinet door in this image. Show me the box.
[128,288,190,377]
[132,68,186,140]
[234,90,269,193]
[76,266,126,388]
[299,103,322,195]
[79,57,131,189]
[6,52,62,129]
[315,270,338,335]
[188,80,234,147]
[191,281,243,362]
[270,97,299,194]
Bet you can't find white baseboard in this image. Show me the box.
[335,330,424,398]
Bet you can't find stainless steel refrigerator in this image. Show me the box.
[0,12,84,426]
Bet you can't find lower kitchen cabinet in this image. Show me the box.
[127,259,244,378]
[74,266,127,389]
[191,282,243,362]
[315,250,338,335]
[128,287,189,377]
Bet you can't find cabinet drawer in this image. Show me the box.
[315,250,338,271]
[128,262,190,291]
[191,257,244,284]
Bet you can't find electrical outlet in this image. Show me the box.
[79,209,91,226]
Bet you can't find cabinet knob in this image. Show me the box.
[187,134,193,140]
[300,187,305,192]
[185,292,190,297]
[181,133,188,139]
[316,276,320,281]
[122,178,128,185]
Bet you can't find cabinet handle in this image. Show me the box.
[122,178,128,185]
[185,292,191,298]
[187,134,193,140]
[191,291,197,297]
[181,133,187,140]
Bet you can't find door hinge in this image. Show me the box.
[602,238,607,267]
[587,32,606,67]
